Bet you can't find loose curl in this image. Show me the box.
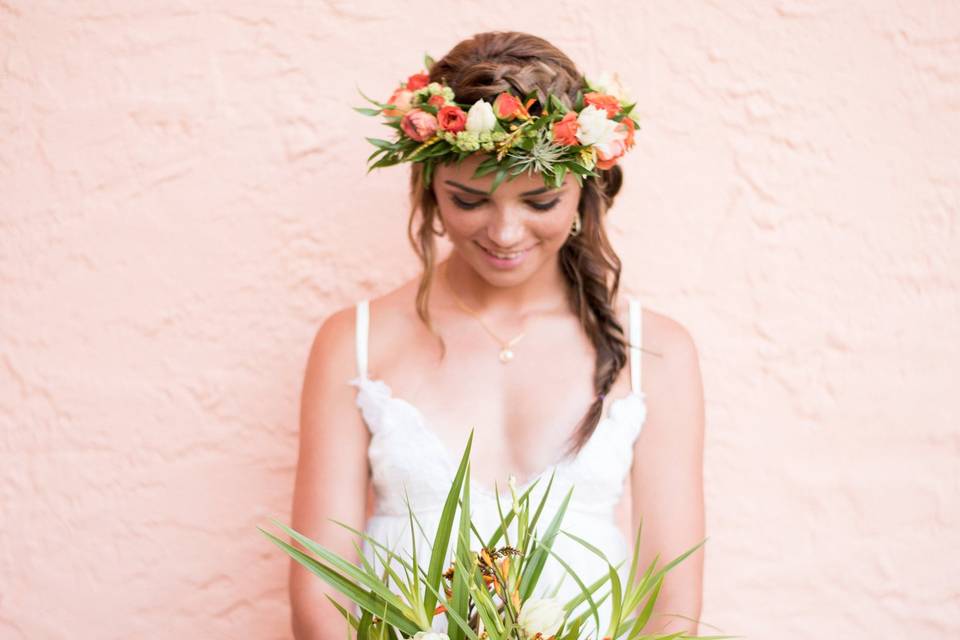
[406,31,629,458]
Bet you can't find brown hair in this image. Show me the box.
[407,31,629,458]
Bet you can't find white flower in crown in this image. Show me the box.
[575,104,620,147]
[466,99,497,133]
[586,70,633,104]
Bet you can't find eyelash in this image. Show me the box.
[452,195,560,211]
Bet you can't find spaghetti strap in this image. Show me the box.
[355,299,369,380]
[628,297,642,393]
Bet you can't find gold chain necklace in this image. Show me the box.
[441,261,526,364]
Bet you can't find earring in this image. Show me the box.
[569,212,582,237]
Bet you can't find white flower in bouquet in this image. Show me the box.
[517,596,566,639]
[413,632,450,640]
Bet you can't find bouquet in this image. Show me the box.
[260,432,734,640]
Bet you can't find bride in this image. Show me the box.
[288,31,705,640]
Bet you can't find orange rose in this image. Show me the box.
[552,112,579,146]
[427,94,447,108]
[584,91,621,118]
[383,88,413,117]
[493,92,525,121]
[437,105,467,132]
[405,73,429,91]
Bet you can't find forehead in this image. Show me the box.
[434,154,569,196]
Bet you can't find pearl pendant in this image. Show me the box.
[498,348,514,363]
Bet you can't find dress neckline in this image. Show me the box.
[351,374,646,502]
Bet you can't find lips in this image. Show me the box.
[476,241,533,259]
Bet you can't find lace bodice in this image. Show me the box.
[346,297,648,634]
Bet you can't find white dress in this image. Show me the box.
[347,297,648,636]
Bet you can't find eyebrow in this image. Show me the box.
[444,180,557,196]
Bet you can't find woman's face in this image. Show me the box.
[432,154,582,284]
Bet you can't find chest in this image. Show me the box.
[377,332,628,489]
[352,372,646,532]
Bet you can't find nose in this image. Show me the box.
[486,204,526,248]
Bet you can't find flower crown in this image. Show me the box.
[354,53,640,194]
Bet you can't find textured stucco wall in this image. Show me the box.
[1,1,958,638]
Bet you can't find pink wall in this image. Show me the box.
[1,2,958,638]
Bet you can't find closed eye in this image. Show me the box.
[451,195,560,211]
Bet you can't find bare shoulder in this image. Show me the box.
[616,295,701,367]
[309,274,418,375]
[307,302,361,384]
[637,305,706,440]
[642,307,701,374]
[295,304,370,463]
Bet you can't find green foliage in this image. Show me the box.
[353,74,641,193]
[259,434,730,640]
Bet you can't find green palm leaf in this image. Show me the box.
[423,430,474,620]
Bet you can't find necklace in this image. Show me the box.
[441,261,526,364]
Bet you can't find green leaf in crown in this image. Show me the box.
[352,60,643,193]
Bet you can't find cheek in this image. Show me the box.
[439,210,485,239]
[443,214,571,242]
[538,205,580,240]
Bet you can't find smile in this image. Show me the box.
[475,241,535,269]
[477,243,532,259]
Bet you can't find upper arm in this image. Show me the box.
[629,315,706,633]
[288,306,372,638]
